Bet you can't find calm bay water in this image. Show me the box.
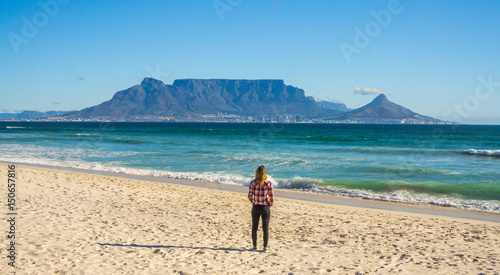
[1,122,499,212]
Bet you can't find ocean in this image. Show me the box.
[1,122,499,213]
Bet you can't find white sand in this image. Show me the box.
[2,164,500,274]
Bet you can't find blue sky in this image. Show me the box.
[1,0,499,124]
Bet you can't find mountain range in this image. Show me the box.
[65,78,338,120]
[6,78,451,124]
[0,111,71,120]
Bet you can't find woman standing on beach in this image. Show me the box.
[248,165,274,253]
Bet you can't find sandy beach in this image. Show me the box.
[2,164,500,274]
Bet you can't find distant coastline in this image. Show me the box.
[0,116,458,124]
[9,78,453,125]
[1,78,462,124]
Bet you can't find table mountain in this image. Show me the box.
[61,77,449,124]
[65,78,337,119]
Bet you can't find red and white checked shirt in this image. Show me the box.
[248,180,274,206]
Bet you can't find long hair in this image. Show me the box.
[255,165,267,186]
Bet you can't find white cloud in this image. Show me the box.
[354,87,390,96]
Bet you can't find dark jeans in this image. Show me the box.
[251,205,271,248]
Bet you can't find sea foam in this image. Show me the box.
[464,149,500,157]
[2,156,500,214]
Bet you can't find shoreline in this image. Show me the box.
[0,118,461,124]
[6,161,500,224]
[3,163,500,273]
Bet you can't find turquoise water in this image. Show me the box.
[1,122,499,212]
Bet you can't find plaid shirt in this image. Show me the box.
[248,180,274,206]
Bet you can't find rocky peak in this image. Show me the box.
[370,94,390,105]
[141,77,166,90]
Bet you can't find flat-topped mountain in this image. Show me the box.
[334,94,444,124]
[58,77,451,124]
[65,78,337,120]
